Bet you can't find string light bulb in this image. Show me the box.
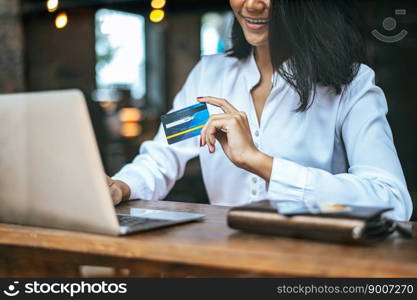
[55,12,68,29]
[46,0,59,12]
[149,9,165,23]
[151,0,166,9]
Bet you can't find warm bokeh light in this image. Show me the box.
[118,108,142,123]
[151,0,166,9]
[121,123,142,138]
[46,0,59,12]
[149,9,165,23]
[55,12,68,29]
[98,101,118,114]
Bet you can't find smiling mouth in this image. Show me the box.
[239,12,270,25]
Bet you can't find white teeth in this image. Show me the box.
[245,17,269,24]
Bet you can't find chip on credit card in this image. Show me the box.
[161,103,209,144]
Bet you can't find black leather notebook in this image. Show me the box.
[227,200,409,244]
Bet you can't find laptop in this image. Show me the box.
[0,90,204,235]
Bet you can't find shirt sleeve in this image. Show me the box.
[112,59,204,201]
[266,66,413,221]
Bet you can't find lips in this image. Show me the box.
[239,12,270,31]
[243,16,270,24]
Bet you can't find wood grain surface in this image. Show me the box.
[0,200,416,277]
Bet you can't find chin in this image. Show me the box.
[247,41,267,47]
[242,31,268,48]
[244,36,268,48]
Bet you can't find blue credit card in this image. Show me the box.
[161,103,209,144]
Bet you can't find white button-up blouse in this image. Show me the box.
[113,52,413,220]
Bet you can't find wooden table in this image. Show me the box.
[0,200,416,277]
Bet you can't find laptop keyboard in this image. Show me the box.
[117,214,166,227]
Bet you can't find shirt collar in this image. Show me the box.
[242,49,282,91]
[242,50,260,91]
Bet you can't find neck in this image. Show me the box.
[254,45,273,77]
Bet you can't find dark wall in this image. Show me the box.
[0,0,25,93]
[24,8,96,95]
[23,8,108,167]
[360,0,417,218]
[165,12,201,106]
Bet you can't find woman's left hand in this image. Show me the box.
[198,97,273,180]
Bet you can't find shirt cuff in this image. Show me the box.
[267,157,315,208]
[112,167,152,201]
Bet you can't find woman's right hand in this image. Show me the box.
[106,176,131,206]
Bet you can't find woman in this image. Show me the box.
[108,0,413,220]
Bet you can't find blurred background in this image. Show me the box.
[0,0,416,219]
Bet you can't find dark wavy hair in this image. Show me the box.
[227,0,367,112]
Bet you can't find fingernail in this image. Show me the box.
[197,97,204,100]
[200,137,203,147]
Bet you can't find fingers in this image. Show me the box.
[201,114,230,152]
[214,130,227,147]
[206,119,225,152]
[105,175,123,205]
[109,184,123,206]
[197,96,238,114]
[201,114,222,147]
[201,112,248,153]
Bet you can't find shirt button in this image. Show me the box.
[254,142,259,148]
[251,190,257,196]
[252,177,258,184]
[255,130,259,137]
